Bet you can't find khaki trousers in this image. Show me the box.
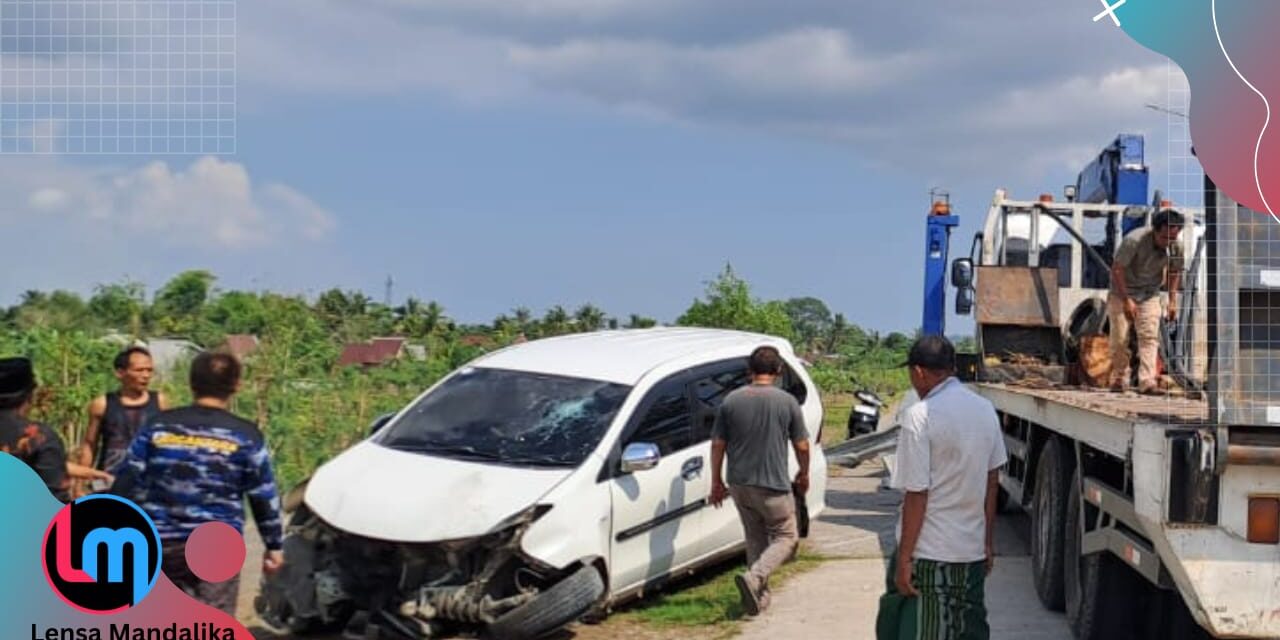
[729,485,799,588]
[1107,292,1163,389]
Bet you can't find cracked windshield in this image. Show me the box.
[379,367,631,467]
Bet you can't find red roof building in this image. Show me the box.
[338,337,408,367]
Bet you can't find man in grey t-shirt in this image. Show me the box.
[710,346,811,616]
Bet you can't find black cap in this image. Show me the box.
[901,335,956,371]
[0,357,36,402]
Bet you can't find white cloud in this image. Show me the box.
[967,66,1173,132]
[508,28,931,109]
[226,0,1174,181]
[28,187,69,211]
[3,157,335,250]
[0,0,1178,183]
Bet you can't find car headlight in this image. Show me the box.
[487,504,554,536]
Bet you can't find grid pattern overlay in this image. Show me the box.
[1166,61,1202,209]
[0,0,235,154]
[1161,61,1279,428]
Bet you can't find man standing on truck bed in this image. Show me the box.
[877,335,1006,640]
[709,345,811,617]
[78,346,168,491]
[1107,209,1185,394]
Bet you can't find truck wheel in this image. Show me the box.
[486,564,605,640]
[1064,478,1137,639]
[1031,437,1071,611]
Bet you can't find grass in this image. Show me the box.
[821,393,854,448]
[612,549,826,632]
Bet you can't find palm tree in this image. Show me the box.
[542,305,570,336]
[574,304,606,332]
[422,301,445,336]
[512,307,533,333]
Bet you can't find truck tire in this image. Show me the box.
[1064,478,1136,640]
[1031,436,1071,611]
[486,564,605,640]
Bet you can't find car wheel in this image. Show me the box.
[486,564,605,640]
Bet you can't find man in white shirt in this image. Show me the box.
[876,336,1007,640]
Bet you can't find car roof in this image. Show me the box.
[473,327,794,385]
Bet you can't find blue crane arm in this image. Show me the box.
[1076,133,1149,205]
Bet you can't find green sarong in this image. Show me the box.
[875,552,989,640]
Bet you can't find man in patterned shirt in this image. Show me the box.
[112,351,284,614]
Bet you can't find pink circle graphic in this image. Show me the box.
[185,522,246,584]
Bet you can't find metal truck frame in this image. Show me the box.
[950,180,1280,639]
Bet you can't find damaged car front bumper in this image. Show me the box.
[256,504,598,639]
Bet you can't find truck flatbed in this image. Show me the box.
[973,383,1210,459]
[978,383,1209,424]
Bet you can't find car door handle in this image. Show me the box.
[682,457,704,480]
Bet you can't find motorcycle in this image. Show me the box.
[847,388,886,439]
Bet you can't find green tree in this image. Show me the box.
[12,290,90,332]
[88,281,147,335]
[153,270,215,318]
[204,291,269,336]
[784,297,833,352]
[624,314,657,329]
[573,304,606,332]
[541,305,571,336]
[150,270,216,338]
[676,265,794,340]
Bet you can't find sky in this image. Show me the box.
[0,0,1196,332]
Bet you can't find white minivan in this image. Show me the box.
[257,328,828,640]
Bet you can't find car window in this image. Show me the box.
[690,359,750,442]
[775,362,808,406]
[629,376,693,455]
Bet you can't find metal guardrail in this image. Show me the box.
[826,426,900,468]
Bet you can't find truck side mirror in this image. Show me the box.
[951,258,974,289]
[955,287,974,315]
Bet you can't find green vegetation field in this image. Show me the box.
[2,265,929,491]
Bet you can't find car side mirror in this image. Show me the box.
[368,412,395,435]
[621,442,661,473]
[956,287,974,316]
[951,258,974,289]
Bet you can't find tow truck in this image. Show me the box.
[927,134,1280,639]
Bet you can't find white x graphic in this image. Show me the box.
[1093,0,1127,26]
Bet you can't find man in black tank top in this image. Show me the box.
[77,347,168,491]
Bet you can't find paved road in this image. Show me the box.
[236,459,1073,640]
[734,460,1074,640]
